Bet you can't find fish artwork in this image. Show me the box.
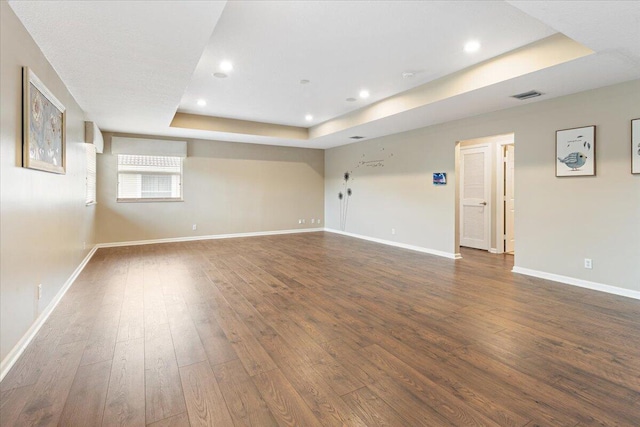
[558,152,587,170]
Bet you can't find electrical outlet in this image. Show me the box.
[584,258,593,269]
[391,228,396,235]
[37,284,42,300]
[298,219,302,224]
[192,224,197,231]
[317,219,321,225]
[311,218,315,224]
[302,219,306,224]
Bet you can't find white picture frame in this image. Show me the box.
[556,125,595,177]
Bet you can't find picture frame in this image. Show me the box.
[556,125,595,177]
[632,118,640,174]
[433,172,447,185]
[23,67,66,174]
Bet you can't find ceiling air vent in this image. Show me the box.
[350,136,365,140]
[511,90,543,100]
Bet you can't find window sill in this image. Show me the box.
[116,198,184,203]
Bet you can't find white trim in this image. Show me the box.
[325,228,459,260]
[96,228,324,248]
[497,139,515,255]
[495,144,506,254]
[512,266,640,301]
[0,246,99,382]
[111,137,187,157]
[84,121,104,153]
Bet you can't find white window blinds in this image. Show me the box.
[117,154,182,201]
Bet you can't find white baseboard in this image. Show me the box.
[0,245,99,382]
[325,228,459,260]
[512,266,640,301]
[96,227,324,248]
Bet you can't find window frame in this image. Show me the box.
[116,154,184,203]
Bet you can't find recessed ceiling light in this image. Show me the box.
[300,79,310,84]
[346,97,357,102]
[359,90,370,99]
[213,72,227,78]
[197,99,207,107]
[305,114,313,121]
[220,60,233,72]
[464,40,481,53]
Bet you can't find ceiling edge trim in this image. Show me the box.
[170,112,309,140]
[309,33,594,139]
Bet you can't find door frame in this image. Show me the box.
[454,133,515,258]
[495,140,515,254]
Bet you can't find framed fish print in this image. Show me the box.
[556,125,595,177]
[633,118,640,174]
[23,67,66,174]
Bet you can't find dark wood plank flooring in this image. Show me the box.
[2,232,639,426]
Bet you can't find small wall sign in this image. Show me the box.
[433,172,447,185]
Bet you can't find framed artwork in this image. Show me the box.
[23,67,66,174]
[433,172,447,185]
[633,118,640,174]
[556,125,595,177]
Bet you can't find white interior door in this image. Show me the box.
[460,146,491,250]
[505,145,515,253]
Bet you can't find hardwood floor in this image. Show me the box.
[2,232,639,426]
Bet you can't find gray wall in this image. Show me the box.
[1,2,95,362]
[326,79,640,292]
[96,134,324,243]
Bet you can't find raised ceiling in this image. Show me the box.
[179,1,555,126]
[8,1,640,149]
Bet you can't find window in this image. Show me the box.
[117,154,182,201]
[85,143,97,205]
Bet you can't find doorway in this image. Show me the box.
[455,133,515,256]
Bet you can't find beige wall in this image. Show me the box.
[2,0,637,371]
[96,134,324,243]
[1,2,95,363]
[326,79,640,292]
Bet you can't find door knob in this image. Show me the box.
[480,202,487,205]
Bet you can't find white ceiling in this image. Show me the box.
[179,1,555,126]
[8,1,640,149]
[8,0,226,134]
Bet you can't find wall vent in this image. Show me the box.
[511,90,543,100]
[350,136,365,139]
